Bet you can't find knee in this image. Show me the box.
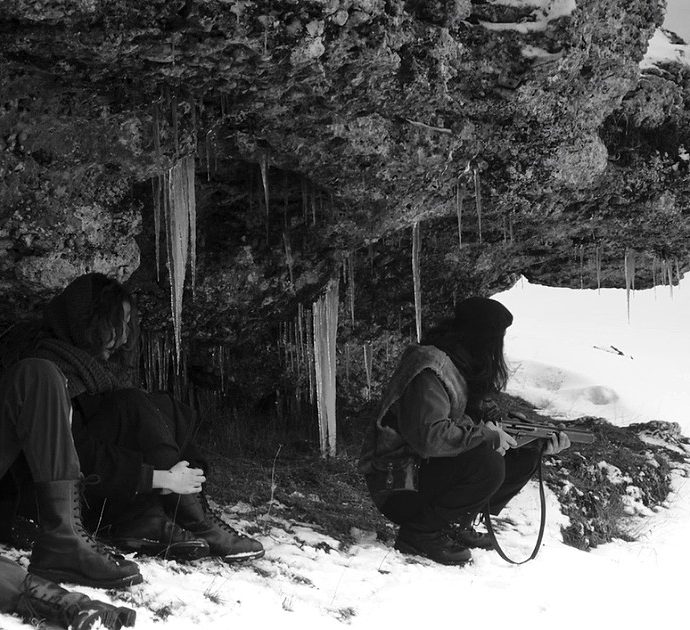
[13,358,67,387]
[478,445,506,496]
[9,359,67,392]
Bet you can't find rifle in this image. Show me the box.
[502,415,595,448]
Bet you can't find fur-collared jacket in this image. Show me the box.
[358,344,499,476]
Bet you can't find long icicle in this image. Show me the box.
[260,155,270,242]
[163,155,196,369]
[624,248,634,323]
[153,176,162,282]
[187,157,197,297]
[348,251,356,326]
[363,343,373,402]
[473,165,483,244]
[595,243,602,294]
[412,221,422,343]
[455,181,463,248]
[312,279,339,457]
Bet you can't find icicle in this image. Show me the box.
[306,308,315,405]
[667,259,674,298]
[259,155,270,240]
[347,251,355,326]
[473,165,483,244]
[624,249,635,323]
[675,258,681,286]
[163,155,197,368]
[595,243,602,294]
[301,178,309,225]
[152,176,162,282]
[412,222,422,343]
[190,94,197,152]
[153,103,161,155]
[456,181,463,248]
[249,167,254,214]
[312,280,339,457]
[579,245,584,289]
[652,256,657,298]
[345,343,351,384]
[172,93,179,157]
[187,157,197,297]
[205,131,211,181]
[311,189,317,226]
[363,343,373,402]
[283,172,289,230]
[283,231,295,289]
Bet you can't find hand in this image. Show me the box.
[543,431,571,455]
[153,460,206,495]
[482,398,504,424]
[485,421,517,456]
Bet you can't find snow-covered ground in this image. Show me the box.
[4,277,690,630]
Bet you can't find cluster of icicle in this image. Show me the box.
[140,329,189,400]
[312,280,339,457]
[277,282,339,457]
[278,303,317,408]
[152,155,197,368]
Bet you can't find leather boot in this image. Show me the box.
[394,526,471,565]
[105,503,209,561]
[166,493,264,562]
[29,480,142,589]
[451,513,495,550]
[16,572,136,630]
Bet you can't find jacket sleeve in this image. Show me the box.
[396,369,500,458]
[71,397,154,501]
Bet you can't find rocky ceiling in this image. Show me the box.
[1,0,689,349]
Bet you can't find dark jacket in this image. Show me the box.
[359,345,499,476]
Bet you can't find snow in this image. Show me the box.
[641,28,690,69]
[4,276,690,630]
[479,0,576,33]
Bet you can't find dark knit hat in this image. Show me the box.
[453,297,513,337]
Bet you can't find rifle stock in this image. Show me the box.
[502,419,595,448]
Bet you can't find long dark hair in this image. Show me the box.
[421,306,510,416]
[85,278,139,361]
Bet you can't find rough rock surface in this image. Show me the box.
[0,0,689,405]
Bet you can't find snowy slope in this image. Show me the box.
[3,277,690,630]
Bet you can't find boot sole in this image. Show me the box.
[219,548,265,563]
[28,566,143,589]
[111,537,209,561]
[394,540,471,566]
[82,606,137,629]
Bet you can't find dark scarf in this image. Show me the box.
[33,338,123,398]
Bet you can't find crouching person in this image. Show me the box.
[0,358,142,587]
[358,297,570,566]
[0,556,135,630]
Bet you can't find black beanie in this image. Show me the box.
[453,297,513,337]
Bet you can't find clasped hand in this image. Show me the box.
[155,460,206,495]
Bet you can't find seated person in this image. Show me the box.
[359,297,570,565]
[0,555,135,630]
[1,273,263,563]
[0,358,142,587]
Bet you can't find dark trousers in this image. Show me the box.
[379,443,541,532]
[0,359,80,483]
[0,556,26,614]
[75,389,205,526]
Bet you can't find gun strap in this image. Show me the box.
[483,453,546,565]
